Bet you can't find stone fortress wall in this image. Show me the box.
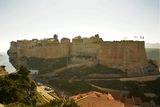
[98,41,147,72]
[8,34,149,73]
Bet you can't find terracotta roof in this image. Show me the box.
[70,91,114,101]
[124,103,134,107]
[70,91,124,107]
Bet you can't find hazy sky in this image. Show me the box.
[0,0,159,52]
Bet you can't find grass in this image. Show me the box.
[89,80,126,90]
[26,57,68,74]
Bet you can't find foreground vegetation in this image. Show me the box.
[0,66,79,107]
[6,99,79,107]
[0,66,37,105]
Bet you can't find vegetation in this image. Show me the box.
[56,64,126,79]
[48,79,97,95]
[0,66,79,107]
[0,66,37,105]
[89,80,125,90]
[37,64,126,96]
[144,78,160,104]
[26,57,68,74]
[6,99,79,107]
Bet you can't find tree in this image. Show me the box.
[95,34,99,38]
[18,66,30,76]
[54,34,58,40]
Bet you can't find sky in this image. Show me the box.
[0,0,159,52]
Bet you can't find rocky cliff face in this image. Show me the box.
[8,36,156,74]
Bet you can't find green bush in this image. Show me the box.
[0,66,37,105]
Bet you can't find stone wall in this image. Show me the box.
[98,41,148,72]
[71,43,100,57]
[8,40,70,69]
[8,36,150,73]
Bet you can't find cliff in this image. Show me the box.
[8,35,155,74]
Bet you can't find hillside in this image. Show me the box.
[146,48,160,66]
[35,65,160,105]
[145,43,160,49]
[34,65,126,96]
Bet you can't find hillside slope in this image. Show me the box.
[146,48,160,66]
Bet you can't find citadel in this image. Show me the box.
[8,34,158,75]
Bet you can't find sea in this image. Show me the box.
[0,52,16,73]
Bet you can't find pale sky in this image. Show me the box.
[0,0,159,52]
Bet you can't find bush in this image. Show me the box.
[0,67,37,105]
[18,66,30,76]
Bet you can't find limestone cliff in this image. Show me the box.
[8,35,155,74]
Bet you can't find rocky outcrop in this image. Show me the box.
[0,65,8,76]
[7,35,157,74]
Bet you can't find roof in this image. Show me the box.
[110,91,122,101]
[70,91,124,107]
[70,91,114,101]
[124,103,134,107]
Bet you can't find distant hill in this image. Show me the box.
[146,48,160,67]
[145,43,160,49]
